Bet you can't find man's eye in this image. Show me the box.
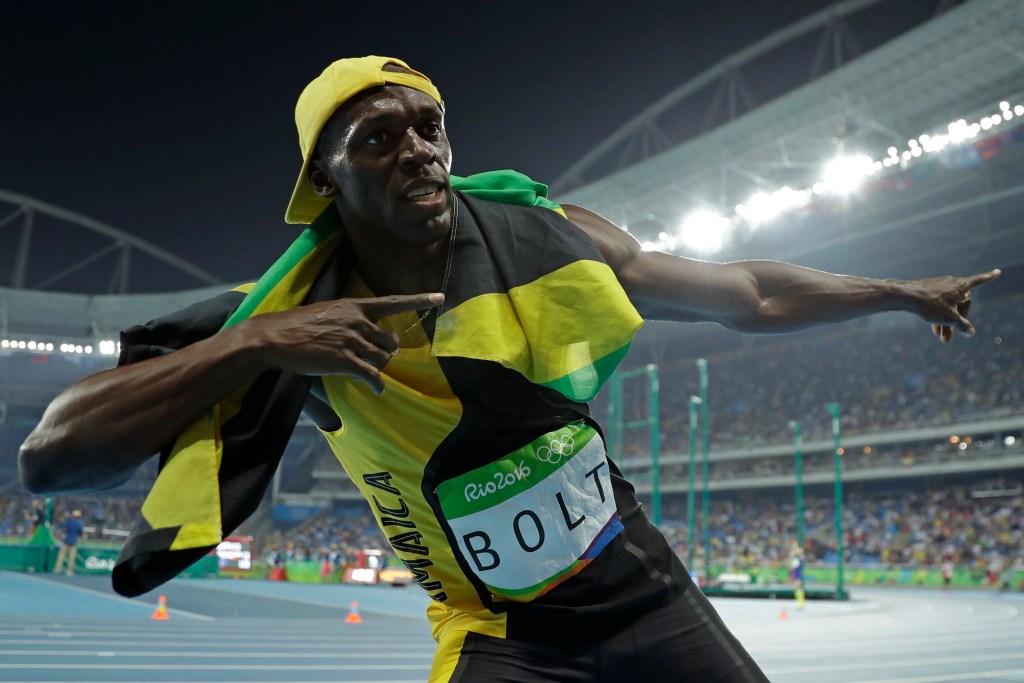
[423,122,441,136]
[365,132,385,145]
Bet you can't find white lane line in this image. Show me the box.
[0,664,430,671]
[750,641,1024,662]
[0,649,433,659]
[176,581,426,619]
[846,669,1024,683]
[766,652,1024,674]
[0,629,421,641]
[0,630,426,642]
[743,630,1024,652]
[0,639,436,650]
[6,573,214,621]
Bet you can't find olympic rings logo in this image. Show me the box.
[535,434,576,464]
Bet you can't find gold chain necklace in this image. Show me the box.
[399,197,458,337]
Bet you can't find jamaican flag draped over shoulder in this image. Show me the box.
[111,170,642,597]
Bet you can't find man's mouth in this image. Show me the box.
[403,181,446,203]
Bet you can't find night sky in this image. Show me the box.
[2,1,938,286]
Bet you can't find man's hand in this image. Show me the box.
[245,292,443,394]
[909,269,1001,343]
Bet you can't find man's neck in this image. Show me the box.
[346,230,451,298]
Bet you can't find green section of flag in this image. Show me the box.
[451,170,562,213]
[540,343,633,402]
[223,208,340,329]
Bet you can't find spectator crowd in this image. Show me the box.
[607,296,1024,452]
[658,482,1022,575]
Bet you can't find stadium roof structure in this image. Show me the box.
[0,189,223,295]
[559,0,1024,278]
[3,0,1024,406]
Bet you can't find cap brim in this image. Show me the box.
[284,156,332,224]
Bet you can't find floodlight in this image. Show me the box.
[821,155,874,195]
[679,210,729,254]
[1015,105,1023,116]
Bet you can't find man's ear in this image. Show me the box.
[309,159,336,198]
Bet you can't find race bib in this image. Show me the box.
[436,422,622,602]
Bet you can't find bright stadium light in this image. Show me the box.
[679,211,730,254]
[736,187,808,227]
[820,155,874,196]
[98,340,118,355]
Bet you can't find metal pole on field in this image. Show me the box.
[825,402,846,598]
[789,420,805,553]
[687,396,702,569]
[697,358,711,583]
[647,364,661,526]
[608,372,622,460]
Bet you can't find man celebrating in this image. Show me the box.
[20,56,998,681]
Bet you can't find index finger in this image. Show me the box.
[965,268,1002,289]
[361,293,445,320]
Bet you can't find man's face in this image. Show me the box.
[313,85,452,248]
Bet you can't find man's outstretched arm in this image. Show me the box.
[562,204,1000,340]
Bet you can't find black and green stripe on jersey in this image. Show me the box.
[127,169,643,572]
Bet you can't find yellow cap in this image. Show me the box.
[284,56,443,224]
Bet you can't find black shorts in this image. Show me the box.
[435,586,769,682]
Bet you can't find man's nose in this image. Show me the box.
[398,129,437,167]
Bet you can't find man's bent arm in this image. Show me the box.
[563,204,999,336]
[18,292,439,495]
[18,324,265,494]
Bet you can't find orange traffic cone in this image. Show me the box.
[345,600,363,624]
[778,608,789,620]
[151,595,170,621]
